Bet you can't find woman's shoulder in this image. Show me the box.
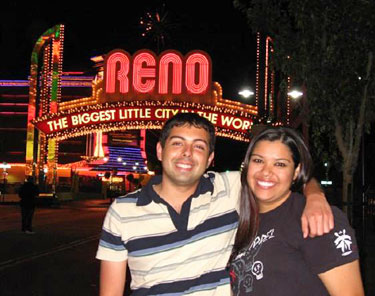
[270,193,307,244]
[289,191,307,209]
[275,192,306,221]
[259,193,305,239]
[288,193,352,229]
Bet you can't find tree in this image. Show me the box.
[234,0,375,209]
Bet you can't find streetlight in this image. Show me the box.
[288,88,308,145]
[287,90,303,99]
[238,88,254,99]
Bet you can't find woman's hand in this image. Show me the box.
[302,179,334,238]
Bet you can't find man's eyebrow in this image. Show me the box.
[168,136,209,145]
[168,135,184,141]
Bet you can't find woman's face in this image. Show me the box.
[247,140,300,213]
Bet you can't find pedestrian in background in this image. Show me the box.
[18,176,39,234]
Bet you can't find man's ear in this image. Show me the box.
[156,142,163,161]
[206,152,215,169]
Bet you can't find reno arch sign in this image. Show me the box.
[103,49,213,104]
[32,49,258,141]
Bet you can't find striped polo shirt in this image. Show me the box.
[96,171,241,295]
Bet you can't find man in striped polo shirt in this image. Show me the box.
[96,113,332,295]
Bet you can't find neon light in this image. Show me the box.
[0,80,29,87]
[103,49,211,99]
[32,100,255,143]
[185,53,209,94]
[0,78,92,88]
[159,53,182,94]
[60,81,92,87]
[0,112,28,115]
[2,163,25,167]
[287,76,291,125]
[106,51,130,94]
[140,129,147,160]
[133,52,156,93]
[256,32,260,108]
[62,72,84,75]
[0,103,28,106]
[93,131,105,158]
[264,37,272,111]
[26,24,64,180]
[270,68,275,113]
[50,101,58,113]
[1,95,28,98]
[61,76,93,80]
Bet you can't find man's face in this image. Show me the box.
[157,124,214,188]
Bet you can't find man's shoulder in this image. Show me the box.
[106,190,150,221]
[114,190,142,205]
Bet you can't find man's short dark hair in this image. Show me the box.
[159,113,216,154]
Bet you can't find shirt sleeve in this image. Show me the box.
[221,171,241,213]
[96,200,128,262]
[300,206,359,274]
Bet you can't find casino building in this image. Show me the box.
[0,25,294,198]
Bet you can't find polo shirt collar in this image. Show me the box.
[136,173,214,206]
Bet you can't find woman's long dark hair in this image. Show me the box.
[229,127,314,262]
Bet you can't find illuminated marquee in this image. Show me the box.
[103,49,213,103]
[33,101,254,142]
[32,49,258,142]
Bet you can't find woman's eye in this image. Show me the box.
[275,162,287,167]
[252,158,262,163]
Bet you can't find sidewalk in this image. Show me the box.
[0,193,111,207]
[0,193,20,203]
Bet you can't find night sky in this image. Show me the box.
[1,0,256,171]
[0,0,257,101]
[2,1,373,176]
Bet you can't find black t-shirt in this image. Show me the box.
[230,192,359,295]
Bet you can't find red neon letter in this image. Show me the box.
[133,52,156,93]
[106,52,130,94]
[185,53,209,94]
[159,53,182,94]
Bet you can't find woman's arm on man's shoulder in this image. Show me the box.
[302,178,334,238]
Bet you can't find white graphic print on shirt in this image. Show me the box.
[230,229,275,295]
[334,229,353,256]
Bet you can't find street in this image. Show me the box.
[0,200,108,296]
[1,199,374,295]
